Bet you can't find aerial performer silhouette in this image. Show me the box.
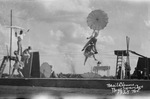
[82,9,108,65]
[6,26,30,56]
[11,50,24,77]
[15,29,30,56]
[84,42,97,65]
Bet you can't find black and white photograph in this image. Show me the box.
[0,0,150,99]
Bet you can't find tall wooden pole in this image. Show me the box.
[126,36,130,78]
[9,10,12,75]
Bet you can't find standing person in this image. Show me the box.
[117,66,122,79]
[15,29,30,56]
[84,42,97,65]
[93,61,101,74]
[82,30,99,53]
[124,62,131,79]
[11,51,24,77]
[97,61,101,66]
[22,46,32,64]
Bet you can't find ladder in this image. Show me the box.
[115,55,123,78]
[114,50,127,79]
[0,56,9,77]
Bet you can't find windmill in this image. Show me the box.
[114,36,131,79]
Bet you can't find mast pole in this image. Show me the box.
[9,10,12,75]
[126,36,130,78]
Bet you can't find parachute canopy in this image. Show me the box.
[40,62,53,78]
[87,9,108,31]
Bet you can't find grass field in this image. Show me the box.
[0,86,150,99]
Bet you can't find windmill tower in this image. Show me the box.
[114,50,126,79]
[114,36,131,79]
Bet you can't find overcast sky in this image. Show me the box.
[0,0,150,75]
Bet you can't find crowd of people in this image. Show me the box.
[131,67,149,79]
[116,66,149,80]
